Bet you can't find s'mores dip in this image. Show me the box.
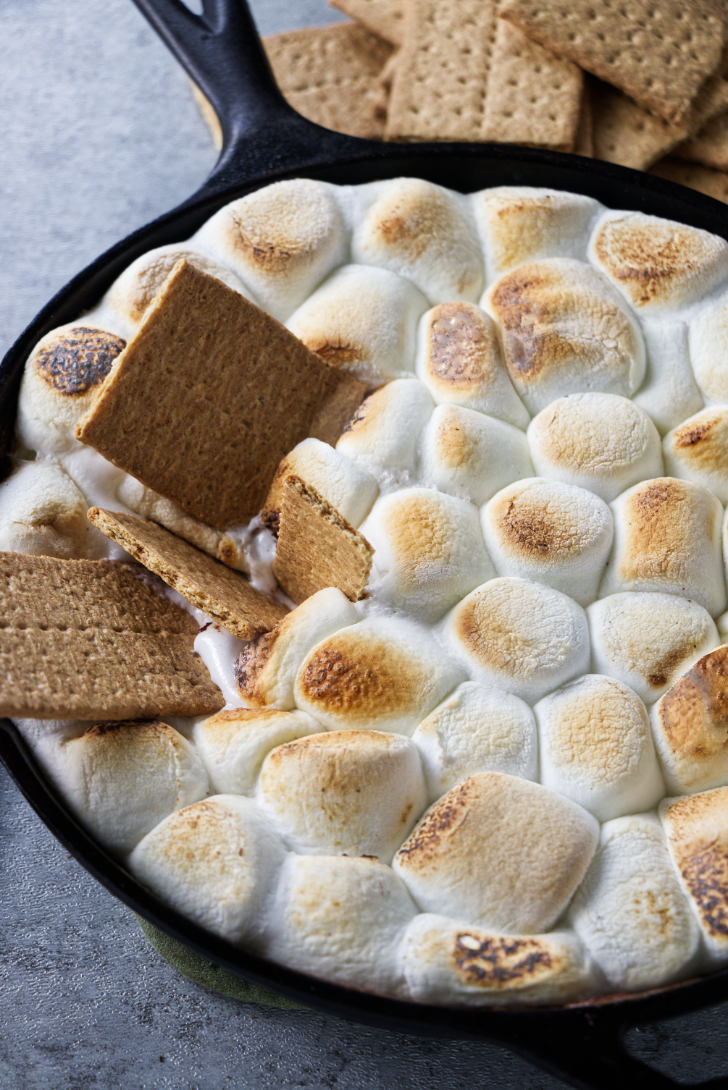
[7,176,728,1008]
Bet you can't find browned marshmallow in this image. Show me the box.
[485,258,645,413]
[590,211,728,311]
[662,787,728,965]
[258,730,426,861]
[651,646,728,794]
[665,407,728,504]
[601,478,726,616]
[336,379,434,480]
[393,772,598,933]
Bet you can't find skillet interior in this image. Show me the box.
[3,0,728,1084]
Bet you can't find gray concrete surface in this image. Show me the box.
[2,2,728,1087]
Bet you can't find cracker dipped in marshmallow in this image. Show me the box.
[481,478,613,606]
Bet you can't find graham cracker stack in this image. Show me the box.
[272,475,373,604]
[0,553,223,720]
[88,508,288,640]
[75,261,365,532]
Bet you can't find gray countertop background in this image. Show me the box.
[2,2,728,1087]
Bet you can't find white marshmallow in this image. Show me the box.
[336,379,434,482]
[412,682,537,800]
[264,854,416,996]
[661,787,728,965]
[634,319,703,434]
[393,772,598,933]
[590,210,728,313]
[651,646,728,795]
[0,459,106,560]
[287,264,428,384]
[481,478,613,606]
[129,795,285,945]
[415,303,529,428]
[601,478,726,616]
[235,587,359,709]
[294,614,464,734]
[193,179,348,320]
[535,675,664,821]
[17,323,127,454]
[570,815,700,990]
[193,707,320,795]
[352,178,484,303]
[588,592,719,705]
[41,720,208,856]
[664,406,728,504]
[690,294,728,403]
[484,258,645,414]
[444,577,589,703]
[263,438,378,532]
[360,487,495,622]
[418,404,533,506]
[399,914,593,1006]
[258,730,426,861]
[470,186,599,281]
[527,393,663,502]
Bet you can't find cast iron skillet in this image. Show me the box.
[2,2,728,1086]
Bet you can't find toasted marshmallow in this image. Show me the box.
[294,615,463,734]
[17,323,127,454]
[393,772,598,933]
[258,730,426,861]
[633,319,703,434]
[588,592,719,705]
[590,211,728,312]
[444,577,589,702]
[193,179,347,320]
[287,265,428,384]
[336,379,434,481]
[352,178,483,303]
[470,186,599,281]
[661,787,728,965]
[103,244,251,328]
[399,914,592,1007]
[0,459,106,560]
[412,682,537,800]
[193,708,320,795]
[690,295,728,403]
[418,405,532,506]
[264,854,416,996]
[482,478,613,606]
[601,478,726,616]
[360,488,495,622]
[43,720,208,855]
[235,588,359,709]
[651,646,728,794]
[263,438,378,533]
[665,407,728,504]
[414,302,529,428]
[527,393,663,502]
[485,259,645,414]
[129,795,285,944]
[535,675,663,821]
[570,815,700,990]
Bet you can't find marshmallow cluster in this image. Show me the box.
[14,177,728,1011]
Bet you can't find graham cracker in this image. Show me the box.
[650,157,728,204]
[0,552,223,720]
[330,0,405,45]
[87,508,288,640]
[675,111,728,172]
[272,476,373,604]
[500,0,726,126]
[75,261,366,531]
[590,78,688,170]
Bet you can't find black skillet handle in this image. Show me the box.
[130,0,378,198]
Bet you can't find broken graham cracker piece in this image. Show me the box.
[330,0,406,46]
[272,476,373,604]
[676,111,728,172]
[75,261,366,531]
[88,508,288,640]
[0,552,223,720]
[590,78,689,170]
[651,157,728,204]
[500,0,725,126]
